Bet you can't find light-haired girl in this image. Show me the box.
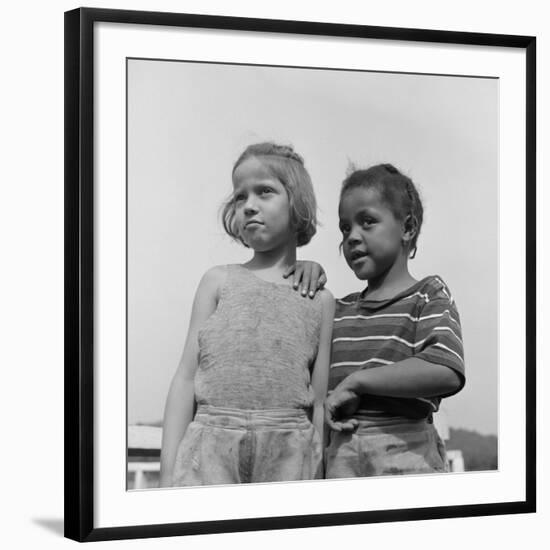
[159,143,334,487]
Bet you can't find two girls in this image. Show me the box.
[161,144,465,485]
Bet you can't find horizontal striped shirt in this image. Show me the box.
[330,275,465,420]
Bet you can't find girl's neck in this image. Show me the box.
[245,243,297,273]
[364,257,417,301]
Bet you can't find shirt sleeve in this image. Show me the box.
[414,297,465,397]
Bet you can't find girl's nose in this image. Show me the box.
[347,235,362,247]
[244,197,259,214]
[347,227,362,246]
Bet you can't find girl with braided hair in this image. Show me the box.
[159,142,334,487]
[290,163,466,477]
[323,163,466,477]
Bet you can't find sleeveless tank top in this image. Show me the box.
[194,264,323,409]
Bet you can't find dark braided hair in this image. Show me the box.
[340,163,424,258]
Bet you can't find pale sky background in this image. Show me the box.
[127,58,498,435]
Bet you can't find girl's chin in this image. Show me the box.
[354,270,371,280]
[245,235,292,253]
[247,240,277,252]
[347,261,374,280]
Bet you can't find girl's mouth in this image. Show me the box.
[244,220,263,229]
[349,250,368,262]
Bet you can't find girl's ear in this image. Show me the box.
[402,215,417,244]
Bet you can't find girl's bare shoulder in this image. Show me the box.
[198,265,230,295]
[317,287,336,315]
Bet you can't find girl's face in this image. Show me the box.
[232,156,293,251]
[339,186,406,281]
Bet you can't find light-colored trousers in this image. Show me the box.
[172,405,322,486]
[325,416,449,478]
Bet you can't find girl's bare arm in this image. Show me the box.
[335,358,462,399]
[325,358,462,432]
[310,290,335,454]
[158,266,225,487]
[324,359,462,432]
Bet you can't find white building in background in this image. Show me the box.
[127,425,162,490]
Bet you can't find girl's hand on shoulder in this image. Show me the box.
[283,261,327,298]
[324,388,360,432]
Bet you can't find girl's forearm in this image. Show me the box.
[337,358,461,399]
[159,376,195,486]
[312,402,325,448]
[312,402,325,479]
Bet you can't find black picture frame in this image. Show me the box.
[65,7,536,543]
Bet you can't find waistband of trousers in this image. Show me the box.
[342,414,434,435]
[195,405,311,430]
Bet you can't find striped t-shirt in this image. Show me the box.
[330,275,465,420]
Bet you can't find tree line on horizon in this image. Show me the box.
[447,428,498,471]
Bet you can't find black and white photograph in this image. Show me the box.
[60,5,537,543]
[126,59,499,490]
[5,0,550,546]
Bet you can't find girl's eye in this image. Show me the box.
[339,224,350,235]
[260,187,273,195]
[234,194,246,203]
[362,217,376,227]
